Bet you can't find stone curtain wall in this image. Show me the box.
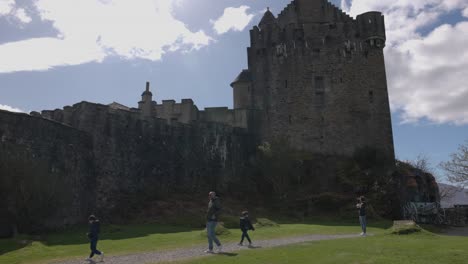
[41,102,256,219]
[0,110,95,234]
[0,104,255,233]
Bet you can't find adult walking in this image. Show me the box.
[86,215,104,262]
[356,196,367,236]
[205,191,223,253]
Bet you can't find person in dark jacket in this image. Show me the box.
[86,215,104,262]
[238,211,255,247]
[205,191,223,253]
[356,196,367,236]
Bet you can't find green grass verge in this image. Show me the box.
[0,218,389,264]
[167,232,468,264]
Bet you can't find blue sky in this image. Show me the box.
[0,0,467,180]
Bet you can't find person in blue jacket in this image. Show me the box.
[86,215,104,262]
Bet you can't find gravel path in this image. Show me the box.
[52,233,363,264]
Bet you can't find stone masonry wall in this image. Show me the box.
[0,110,95,233]
[41,102,256,216]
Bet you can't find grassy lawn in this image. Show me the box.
[0,218,389,264]
[167,232,468,264]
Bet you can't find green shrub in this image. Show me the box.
[254,218,279,229]
[390,221,422,235]
[200,222,231,237]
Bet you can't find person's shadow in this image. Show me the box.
[247,245,262,249]
[85,259,102,263]
[217,252,238,257]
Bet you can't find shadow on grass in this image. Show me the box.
[0,215,393,256]
[0,239,29,255]
[271,215,393,230]
[43,223,201,246]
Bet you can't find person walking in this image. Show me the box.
[205,191,223,253]
[86,215,104,262]
[238,211,255,247]
[356,196,367,236]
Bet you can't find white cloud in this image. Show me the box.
[211,5,255,35]
[340,0,350,13]
[463,7,468,17]
[0,104,25,113]
[0,0,213,73]
[0,0,14,16]
[347,0,468,125]
[14,8,32,24]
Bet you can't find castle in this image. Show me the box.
[102,0,394,159]
[0,0,396,234]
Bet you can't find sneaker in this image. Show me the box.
[360,232,364,236]
[204,249,214,253]
[248,243,253,248]
[360,233,367,236]
[216,245,223,253]
[237,243,243,246]
[85,258,93,262]
[99,252,104,262]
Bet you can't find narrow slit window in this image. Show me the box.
[369,90,374,103]
[315,77,325,106]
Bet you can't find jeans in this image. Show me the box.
[359,215,367,234]
[240,229,251,244]
[89,237,102,258]
[206,221,221,250]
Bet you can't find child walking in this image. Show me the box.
[238,211,255,247]
[86,215,104,262]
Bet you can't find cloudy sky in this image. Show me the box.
[0,0,467,180]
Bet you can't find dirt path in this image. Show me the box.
[53,234,364,264]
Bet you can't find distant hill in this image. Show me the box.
[439,183,468,208]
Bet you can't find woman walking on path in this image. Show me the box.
[205,191,223,253]
[86,215,104,262]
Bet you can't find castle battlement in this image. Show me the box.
[38,0,393,159]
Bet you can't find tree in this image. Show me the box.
[440,141,468,187]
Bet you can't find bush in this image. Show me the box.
[200,222,231,236]
[390,221,422,235]
[254,218,279,229]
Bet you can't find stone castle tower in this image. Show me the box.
[231,0,394,158]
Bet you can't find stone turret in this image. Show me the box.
[231,70,252,109]
[356,11,386,48]
[138,81,155,117]
[259,7,276,28]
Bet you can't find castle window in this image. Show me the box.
[369,19,372,24]
[289,115,292,124]
[285,80,288,88]
[369,90,374,103]
[315,77,324,93]
[315,76,325,106]
[312,49,320,59]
